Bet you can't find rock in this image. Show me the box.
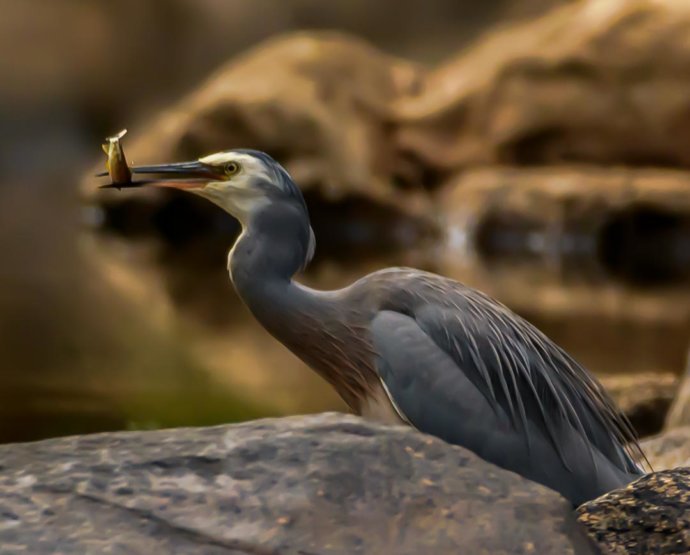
[0,413,595,554]
[641,427,690,470]
[665,346,690,429]
[577,469,690,554]
[599,373,677,437]
[437,165,690,290]
[395,0,690,170]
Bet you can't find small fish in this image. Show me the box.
[101,129,131,187]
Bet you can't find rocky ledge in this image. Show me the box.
[577,469,690,555]
[0,413,687,554]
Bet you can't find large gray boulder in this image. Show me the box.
[0,413,595,554]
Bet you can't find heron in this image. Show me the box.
[99,149,645,505]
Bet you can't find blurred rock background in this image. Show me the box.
[2,0,689,444]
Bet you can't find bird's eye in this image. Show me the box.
[224,161,240,176]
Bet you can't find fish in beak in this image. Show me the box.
[97,158,222,191]
[99,160,222,190]
[101,129,131,186]
[96,129,224,190]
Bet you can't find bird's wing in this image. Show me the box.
[370,306,644,501]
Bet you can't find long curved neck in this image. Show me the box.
[228,206,320,339]
[227,206,375,411]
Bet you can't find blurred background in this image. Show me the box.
[1,0,689,444]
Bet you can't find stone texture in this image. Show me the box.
[642,427,690,470]
[395,0,690,170]
[577,469,690,555]
[0,413,595,555]
[600,373,678,437]
[437,166,690,281]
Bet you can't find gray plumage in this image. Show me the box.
[122,148,647,506]
[366,270,644,504]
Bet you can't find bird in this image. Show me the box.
[100,148,646,505]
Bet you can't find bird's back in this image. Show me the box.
[344,267,645,504]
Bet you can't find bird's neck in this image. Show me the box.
[227,215,375,411]
[229,229,310,318]
[227,209,320,339]
[229,226,336,383]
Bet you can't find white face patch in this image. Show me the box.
[194,152,274,224]
[199,152,273,184]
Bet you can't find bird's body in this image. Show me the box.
[107,147,645,506]
[230,234,643,506]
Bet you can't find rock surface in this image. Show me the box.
[438,166,690,288]
[600,373,678,437]
[642,427,690,470]
[395,0,690,169]
[577,469,690,555]
[0,413,595,555]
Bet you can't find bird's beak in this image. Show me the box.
[96,161,222,190]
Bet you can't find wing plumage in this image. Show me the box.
[366,269,645,504]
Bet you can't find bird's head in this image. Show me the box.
[112,149,309,227]
[101,149,316,276]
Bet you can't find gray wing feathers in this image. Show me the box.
[372,311,511,455]
[370,309,642,505]
[414,298,643,475]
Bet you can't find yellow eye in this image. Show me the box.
[224,161,240,176]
